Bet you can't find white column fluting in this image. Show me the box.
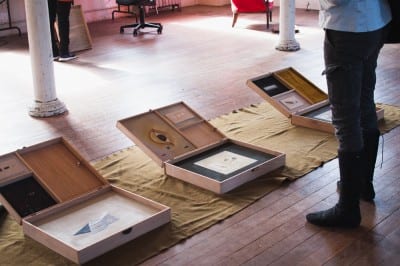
[25,0,67,117]
[275,0,300,51]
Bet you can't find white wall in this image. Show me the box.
[0,0,200,36]
[273,0,320,10]
[197,0,229,6]
[0,0,26,35]
[0,0,319,36]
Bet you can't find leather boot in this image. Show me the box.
[336,129,380,201]
[360,128,380,201]
[306,151,362,228]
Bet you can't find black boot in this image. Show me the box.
[360,129,380,201]
[336,129,380,201]
[306,151,362,228]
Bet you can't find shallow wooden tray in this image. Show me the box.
[117,102,285,194]
[247,67,384,133]
[23,186,170,264]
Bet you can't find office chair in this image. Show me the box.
[119,0,163,36]
[112,0,138,21]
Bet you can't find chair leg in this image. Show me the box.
[232,13,238,27]
[112,4,138,21]
[266,1,272,29]
[112,5,121,20]
[120,5,162,36]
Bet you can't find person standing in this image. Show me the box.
[306,0,392,228]
[48,0,77,62]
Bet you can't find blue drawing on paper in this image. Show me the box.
[74,213,118,236]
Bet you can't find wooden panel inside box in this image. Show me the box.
[0,138,170,264]
[274,68,328,104]
[247,67,384,133]
[117,102,285,194]
[18,139,107,202]
[117,102,225,167]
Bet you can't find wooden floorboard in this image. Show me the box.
[0,5,399,266]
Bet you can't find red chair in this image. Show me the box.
[231,0,274,29]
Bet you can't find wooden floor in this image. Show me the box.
[1,5,400,265]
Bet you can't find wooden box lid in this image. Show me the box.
[246,67,329,118]
[117,102,226,167]
[0,137,108,223]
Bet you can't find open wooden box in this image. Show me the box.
[0,138,170,264]
[247,67,384,133]
[116,102,285,194]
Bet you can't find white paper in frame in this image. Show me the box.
[194,151,257,175]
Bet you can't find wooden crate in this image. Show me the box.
[247,67,384,133]
[0,138,170,264]
[117,102,285,194]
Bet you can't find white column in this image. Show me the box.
[275,0,300,51]
[25,0,67,117]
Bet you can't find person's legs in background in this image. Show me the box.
[57,1,77,61]
[47,0,59,59]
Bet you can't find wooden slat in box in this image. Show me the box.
[68,5,92,53]
[0,138,170,264]
[247,67,384,133]
[117,102,285,194]
[55,5,92,53]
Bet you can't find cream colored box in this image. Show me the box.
[117,102,285,194]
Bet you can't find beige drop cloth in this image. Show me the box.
[1,102,399,266]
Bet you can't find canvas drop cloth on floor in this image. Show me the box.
[1,102,400,265]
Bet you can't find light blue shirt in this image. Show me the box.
[319,0,392,32]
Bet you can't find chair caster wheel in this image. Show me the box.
[133,30,138,36]
[157,27,162,34]
[120,28,124,34]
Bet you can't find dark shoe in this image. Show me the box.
[52,52,59,61]
[59,53,77,62]
[307,151,362,228]
[306,204,361,228]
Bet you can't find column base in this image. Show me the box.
[29,98,68,117]
[271,24,300,34]
[275,39,300,51]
